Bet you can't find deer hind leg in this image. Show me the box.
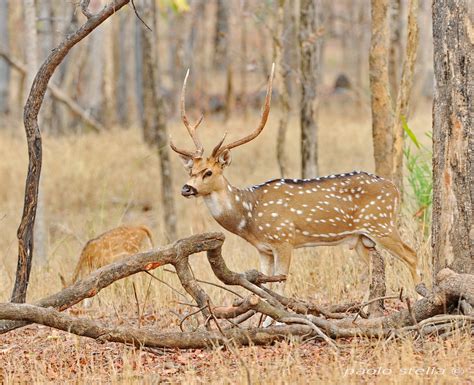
[355,235,376,301]
[375,230,420,284]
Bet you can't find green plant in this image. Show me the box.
[402,116,432,234]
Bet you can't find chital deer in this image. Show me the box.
[69,225,154,307]
[170,64,420,302]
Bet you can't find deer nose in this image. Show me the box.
[181,184,197,197]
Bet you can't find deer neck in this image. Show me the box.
[202,179,255,234]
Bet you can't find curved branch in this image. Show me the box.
[0,232,224,334]
[0,303,314,349]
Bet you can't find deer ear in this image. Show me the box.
[179,155,194,172]
[217,149,232,167]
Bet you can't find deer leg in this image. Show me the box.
[355,236,372,301]
[272,243,293,296]
[259,251,275,279]
[260,251,276,328]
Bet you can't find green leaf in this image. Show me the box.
[401,115,421,149]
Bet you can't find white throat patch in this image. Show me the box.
[204,192,232,218]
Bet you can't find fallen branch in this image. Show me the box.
[0,302,315,349]
[0,228,471,349]
[0,232,224,334]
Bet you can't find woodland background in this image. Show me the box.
[0,0,472,383]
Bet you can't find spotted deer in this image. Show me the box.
[170,64,420,300]
[68,225,154,307]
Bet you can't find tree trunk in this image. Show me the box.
[431,0,473,276]
[0,0,10,115]
[275,0,292,178]
[167,10,185,118]
[134,17,144,129]
[116,12,132,126]
[299,0,322,178]
[213,0,229,70]
[391,0,419,192]
[369,0,394,179]
[103,18,116,127]
[23,0,48,269]
[388,0,402,103]
[240,0,248,120]
[140,0,178,241]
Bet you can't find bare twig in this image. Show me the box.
[132,282,141,326]
[80,0,93,19]
[131,0,152,31]
[144,271,188,299]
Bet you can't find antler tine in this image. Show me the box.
[211,133,228,157]
[169,136,197,158]
[181,69,204,155]
[216,62,275,155]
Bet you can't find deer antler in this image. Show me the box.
[170,69,204,158]
[212,63,275,157]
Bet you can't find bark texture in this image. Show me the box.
[369,0,394,179]
[10,0,131,303]
[213,0,229,70]
[299,0,322,178]
[140,0,177,241]
[0,0,10,115]
[276,0,292,178]
[431,0,473,276]
[391,0,419,191]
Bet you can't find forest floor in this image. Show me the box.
[0,105,472,384]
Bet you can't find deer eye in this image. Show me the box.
[203,170,213,179]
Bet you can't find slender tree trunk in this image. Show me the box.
[103,18,116,127]
[276,0,292,177]
[116,12,130,126]
[134,17,144,129]
[167,10,185,117]
[0,0,10,115]
[140,0,177,240]
[431,0,473,276]
[23,0,48,268]
[240,0,248,120]
[369,0,394,179]
[388,0,402,103]
[391,0,419,192]
[299,0,322,178]
[213,0,229,70]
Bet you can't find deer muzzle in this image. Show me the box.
[181,184,198,197]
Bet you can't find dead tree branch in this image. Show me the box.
[0,229,471,348]
[0,232,224,334]
[0,302,315,349]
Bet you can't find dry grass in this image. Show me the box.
[0,105,471,384]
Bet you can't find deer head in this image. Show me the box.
[170,64,275,198]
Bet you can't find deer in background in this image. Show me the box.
[170,64,421,311]
[65,225,154,307]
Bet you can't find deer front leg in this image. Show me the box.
[259,251,274,279]
[272,243,293,296]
